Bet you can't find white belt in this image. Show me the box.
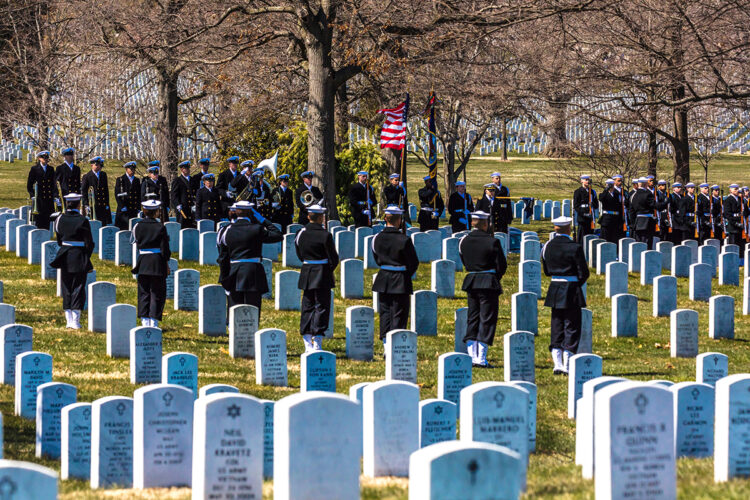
[381,265,406,271]
[579,204,589,208]
[470,269,496,274]
[304,259,328,265]
[139,248,161,254]
[62,241,84,247]
[420,207,435,211]
[231,258,261,264]
[636,214,654,218]
[551,276,578,282]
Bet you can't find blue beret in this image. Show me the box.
[202,173,215,180]
[178,160,191,169]
[37,151,50,158]
[300,171,314,178]
[148,160,160,167]
[227,156,240,163]
[123,161,137,169]
[278,174,290,180]
[61,148,74,155]
[199,158,210,165]
[90,156,104,164]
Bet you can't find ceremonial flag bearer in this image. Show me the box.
[448,181,474,232]
[114,161,141,230]
[458,210,508,368]
[51,193,94,329]
[372,205,419,351]
[296,171,324,225]
[295,204,339,353]
[131,199,171,328]
[219,200,283,318]
[573,174,598,242]
[542,216,589,375]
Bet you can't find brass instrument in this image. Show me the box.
[300,190,316,207]
[272,189,282,205]
[29,184,38,224]
[88,186,97,220]
[51,181,64,220]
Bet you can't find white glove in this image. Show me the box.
[399,182,404,188]
[121,207,127,212]
[241,167,250,175]
[54,198,60,205]
[363,210,370,215]
[117,192,127,198]
[272,202,280,208]
[226,192,234,198]
[177,205,182,211]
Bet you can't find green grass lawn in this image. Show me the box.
[2,155,750,498]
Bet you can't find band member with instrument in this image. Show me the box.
[630,177,665,249]
[490,172,513,233]
[216,156,241,217]
[459,210,507,368]
[219,200,283,319]
[27,150,57,229]
[417,175,444,231]
[573,174,598,243]
[296,171,324,225]
[348,171,376,227]
[669,182,684,244]
[230,160,254,195]
[476,184,503,234]
[51,193,94,329]
[655,180,671,242]
[55,148,81,197]
[383,173,406,208]
[271,174,294,232]
[711,185,723,244]
[131,199,171,328]
[114,161,141,230]
[696,183,713,244]
[679,182,698,242]
[448,180,474,233]
[597,179,621,244]
[542,216,589,375]
[250,168,274,220]
[141,161,170,221]
[81,156,112,226]
[171,160,197,229]
[372,205,420,351]
[192,157,211,190]
[295,204,339,353]
[195,173,222,222]
[724,184,744,247]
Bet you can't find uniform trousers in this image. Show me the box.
[35,211,52,232]
[576,221,594,243]
[61,269,87,310]
[176,212,196,229]
[599,224,619,244]
[464,290,500,346]
[728,232,744,247]
[550,307,582,353]
[137,274,167,320]
[115,210,138,231]
[230,291,263,321]
[699,228,713,245]
[300,288,332,337]
[378,293,410,340]
[634,230,653,250]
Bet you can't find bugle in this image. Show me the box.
[88,186,97,220]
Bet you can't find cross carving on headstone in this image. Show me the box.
[584,358,592,367]
[0,476,17,500]
[691,388,700,400]
[163,392,174,407]
[179,357,186,367]
[713,355,719,366]
[318,355,324,364]
[634,393,649,415]
[83,407,91,420]
[494,392,505,408]
[264,406,272,416]
[467,459,479,485]
[116,402,126,416]
[56,387,64,398]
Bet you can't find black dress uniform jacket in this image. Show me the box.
[141,176,169,219]
[195,187,223,222]
[724,194,744,234]
[656,189,671,231]
[475,195,505,233]
[130,218,171,276]
[170,175,196,227]
[271,185,295,231]
[216,168,240,196]
[448,192,474,233]
[697,193,712,231]
[81,170,112,225]
[295,183,324,225]
[417,186,444,230]
[27,162,56,227]
[492,184,513,230]
[541,235,589,309]
[669,192,684,232]
[55,162,81,196]
[50,211,94,273]
[712,195,724,238]
[597,189,623,228]
[384,184,406,208]
[295,223,340,290]
[629,188,661,231]
[348,182,377,227]
[573,187,598,228]
[459,230,507,291]
[679,194,697,234]
[114,174,141,230]
[221,217,283,292]
[371,227,420,294]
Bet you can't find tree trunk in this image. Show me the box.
[334,81,349,152]
[671,106,690,183]
[304,17,338,219]
[544,94,571,157]
[156,69,180,182]
[501,118,508,161]
[647,129,658,177]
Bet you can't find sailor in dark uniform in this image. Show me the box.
[80,156,112,226]
[679,182,698,242]
[195,173,223,222]
[696,183,713,244]
[542,216,589,375]
[612,174,627,239]
[348,171,376,227]
[711,185,723,244]
[220,200,283,318]
[724,184,744,247]
[216,215,234,320]
[141,161,170,221]
[371,205,420,348]
[669,182,684,245]
[655,180,671,242]
[271,174,294,232]
[383,173,406,209]
[295,204,339,353]
[630,177,665,249]
[459,210,508,367]
[229,160,254,198]
[114,161,141,230]
[50,193,94,329]
[192,157,211,190]
[295,171,324,225]
[417,175,444,232]
[573,174,598,243]
[130,200,171,328]
[170,160,196,229]
[627,178,639,232]
[55,148,81,197]
[475,184,503,234]
[251,168,274,220]
[216,156,241,217]
[448,181,474,233]
[27,150,57,229]
[597,179,621,244]
[489,172,513,233]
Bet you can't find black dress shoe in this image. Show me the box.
[553,369,564,375]
[472,363,494,369]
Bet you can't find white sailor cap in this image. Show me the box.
[491,172,501,178]
[230,200,255,210]
[63,193,82,201]
[142,199,162,209]
[307,204,326,214]
[729,183,740,189]
[637,177,648,183]
[685,182,695,188]
[384,205,403,215]
[580,174,591,180]
[455,181,466,186]
[552,216,573,227]
[604,178,614,185]
[471,210,490,220]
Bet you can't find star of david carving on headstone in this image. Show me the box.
[179,357,186,367]
[691,388,700,400]
[163,391,174,407]
[584,358,592,367]
[434,405,443,415]
[56,387,64,398]
[634,393,649,415]
[83,407,91,420]
[494,392,505,408]
[116,402,126,416]
[227,404,241,419]
[271,332,276,341]
[33,356,40,367]
[264,406,272,416]
[467,459,479,485]
[0,476,17,499]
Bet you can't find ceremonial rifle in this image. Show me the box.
[709,194,715,239]
[694,195,699,239]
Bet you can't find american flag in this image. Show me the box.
[377,95,409,150]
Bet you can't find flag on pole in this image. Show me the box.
[424,92,438,192]
[377,94,410,150]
